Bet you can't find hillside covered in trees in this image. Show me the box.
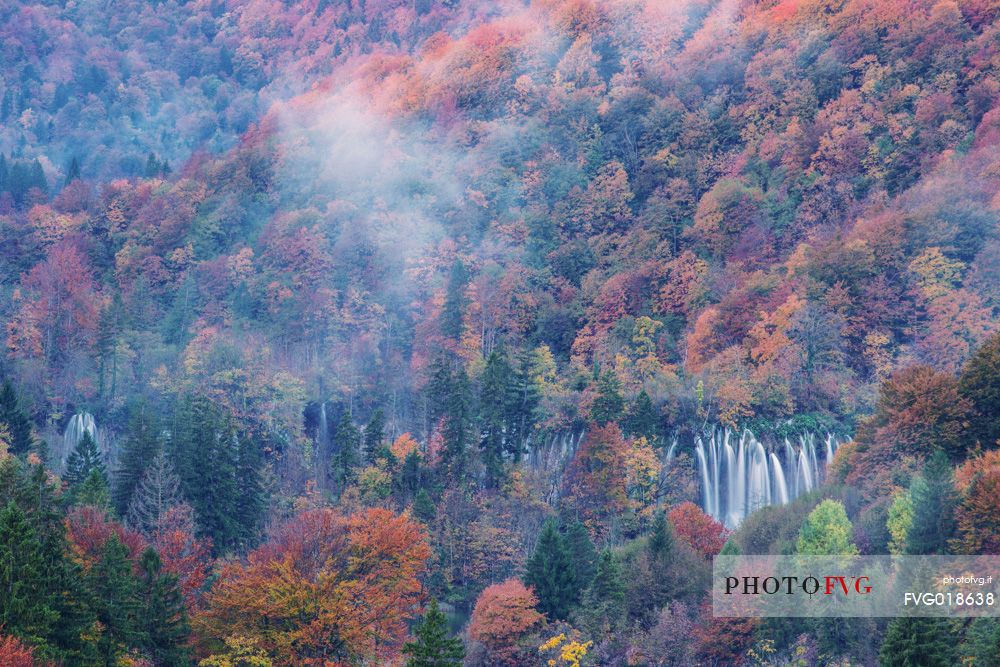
[1,0,999,664]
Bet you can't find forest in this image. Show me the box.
[1,0,999,664]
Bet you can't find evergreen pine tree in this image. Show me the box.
[0,501,58,646]
[442,367,470,482]
[126,451,182,535]
[505,348,539,462]
[879,617,954,667]
[401,599,464,667]
[480,350,513,488]
[524,520,577,621]
[440,261,468,341]
[234,432,266,549]
[113,402,160,516]
[564,520,597,587]
[364,408,386,461]
[623,389,659,444]
[75,468,110,508]
[65,156,81,183]
[172,395,240,553]
[64,431,105,489]
[426,355,453,426]
[579,550,625,636]
[413,488,436,525]
[906,451,956,555]
[332,410,361,491]
[591,372,624,426]
[958,331,1000,449]
[0,380,33,457]
[648,510,674,561]
[91,534,145,665]
[139,547,190,667]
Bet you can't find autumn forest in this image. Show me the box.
[1,0,999,664]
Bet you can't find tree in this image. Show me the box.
[364,408,386,461]
[796,500,858,555]
[65,157,81,184]
[64,431,105,489]
[623,389,659,443]
[648,509,674,560]
[906,451,957,555]
[578,550,625,636]
[524,520,577,621]
[412,489,436,525]
[590,372,624,426]
[959,331,1000,448]
[113,403,161,516]
[90,534,145,665]
[0,381,33,457]
[126,451,182,535]
[441,367,471,482]
[668,502,729,559]
[886,489,914,555]
[563,521,597,587]
[139,547,190,666]
[879,617,954,667]
[150,504,212,609]
[0,634,38,667]
[0,502,57,646]
[952,468,1000,555]
[201,508,430,666]
[480,349,514,488]
[468,579,543,650]
[401,599,464,667]
[440,261,469,341]
[332,410,361,491]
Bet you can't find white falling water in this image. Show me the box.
[63,412,99,465]
[691,428,844,528]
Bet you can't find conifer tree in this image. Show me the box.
[441,367,470,482]
[113,402,160,516]
[579,550,625,636]
[564,520,597,587]
[64,431,105,489]
[648,510,674,561]
[591,372,624,426]
[623,390,659,443]
[91,534,144,665]
[364,408,386,460]
[413,488,436,525]
[440,261,468,341]
[0,501,58,646]
[879,617,954,667]
[480,350,513,488]
[505,348,539,461]
[402,599,464,667]
[524,520,577,621]
[139,547,190,666]
[65,156,81,183]
[906,451,957,555]
[234,432,266,549]
[0,380,33,457]
[332,410,361,491]
[958,331,1000,449]
[126,451,182,535]
[75,468,110,509]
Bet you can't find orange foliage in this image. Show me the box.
[65,506,148,572]
[0,634,39,667]
[200,508,430,665]
[953,468,1000,555]
[151,505,213,609]
[390,432,420,460]
[468,578,543,648]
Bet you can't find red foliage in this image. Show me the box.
[65,506,148,572]
[151,504,213,609]
[0,634,40,666]
[668,502,730,559]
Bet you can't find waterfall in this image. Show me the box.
[689,428,844,528]
[63,412,98,464]
[665,439,678,462]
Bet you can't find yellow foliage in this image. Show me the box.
[539,633,592,667]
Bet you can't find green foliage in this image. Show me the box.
[578,549,625,637]
[332,409,361,491]
[879,617,955,667]
[64,431,106,490]
[648,510,674,560]
[564,520,597,587]
[364,408,386,460]
[75,468,111,509]
[905,451,956,555]
[441,261,468,341]
[139,547,190,666]
[886,489,913,556]
[796,499,858,555]
[591,372,624,427]
[959,331,1000,448]
[623,389,659,444]
[0,380,34,457]
[524,520,577,621]
[402,599,464,667]
[113,402,161,516]
[0,501,58,646]
[90,534,145,665]
[412,488,436,525]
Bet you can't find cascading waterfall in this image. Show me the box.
[691,428,844,528]
[63,412,99,464]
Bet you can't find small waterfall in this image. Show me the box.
[691,428,844,528]
[665,439,678,461]
[63,412,99,465]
